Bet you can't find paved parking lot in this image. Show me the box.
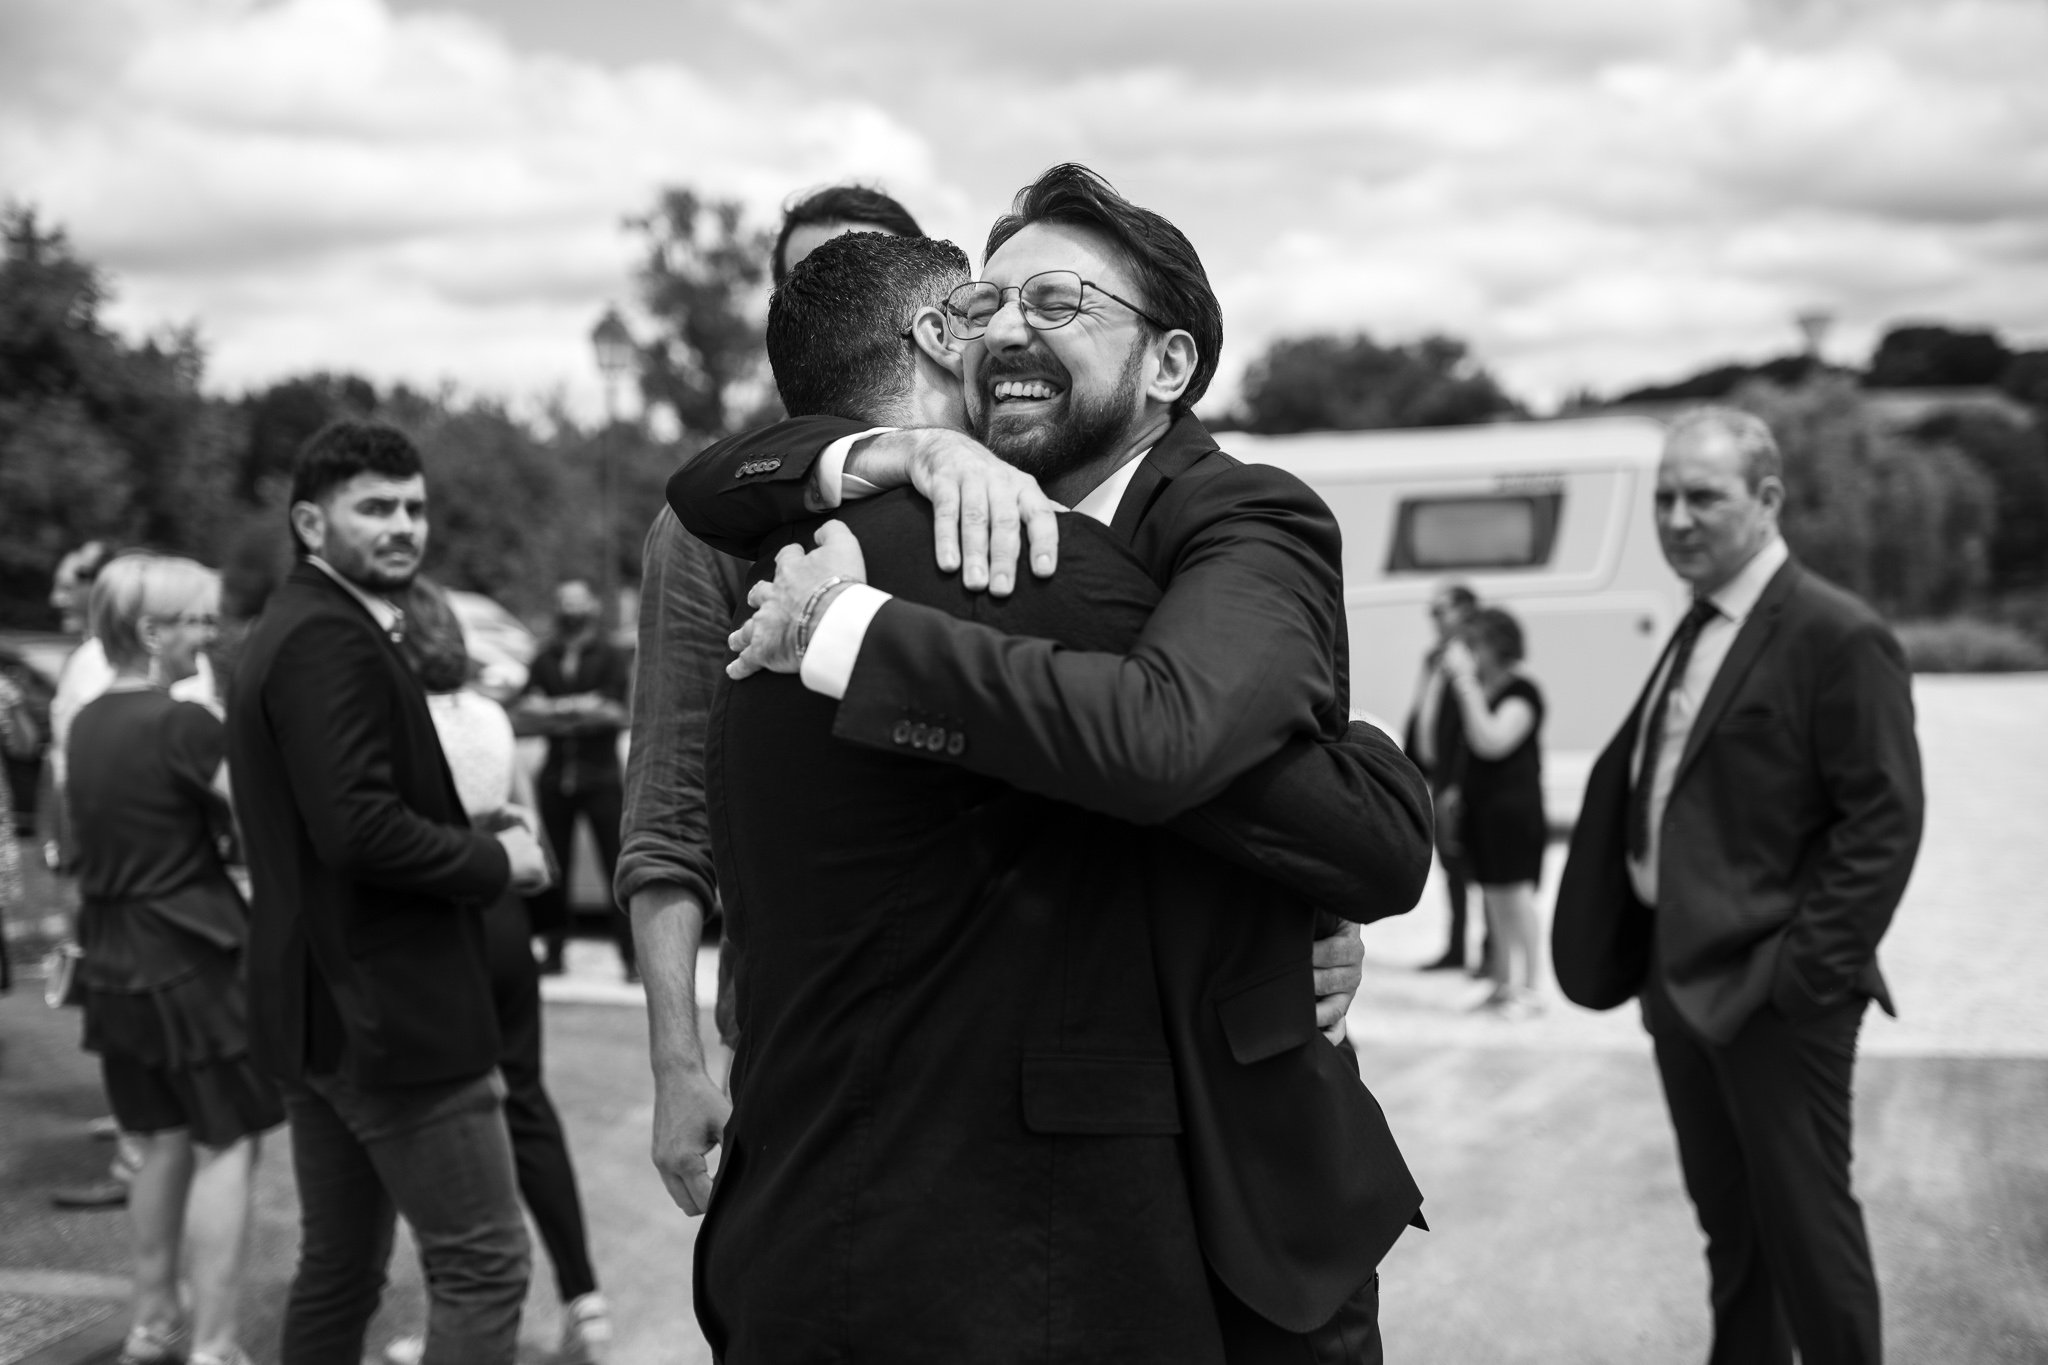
[4,676,2044,1363]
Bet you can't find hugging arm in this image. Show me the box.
[838,467,1347,825]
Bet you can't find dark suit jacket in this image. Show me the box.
[1552,557,1924,1045]
[228,562,512,1086]
[672,415,1430,1334]
[1402,658,1468,791]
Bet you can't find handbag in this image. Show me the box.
[41,941,85,1009]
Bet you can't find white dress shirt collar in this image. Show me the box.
[306,556,405,638]
[1705,533,1789,627]
[1070,448,1152,527]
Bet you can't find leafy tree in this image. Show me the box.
[1236,332,1519,434]
[627,189,777,439]
[2001,349,2048,410]
[0,207,242,622]
[1865,323,2011,389]
[1911,407,2048,591]
[1613,354,1820,405]
[1734,375,1996,616]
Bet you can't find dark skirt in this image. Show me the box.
[80,898,282,1145]
[1462,793,1546,886]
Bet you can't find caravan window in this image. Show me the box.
[1388,492,1562,572]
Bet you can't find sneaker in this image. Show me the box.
[118,1322,187,1365]
[1495,989,1547,1021]
[381,1336,424,1365]
[560,1292,612,1365]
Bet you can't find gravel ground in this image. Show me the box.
[3,674,2043,1364]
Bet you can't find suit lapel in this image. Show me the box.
[1110,414,1219,545]
[1671,560,1799,789]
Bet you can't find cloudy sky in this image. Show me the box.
[5,0,2048,420]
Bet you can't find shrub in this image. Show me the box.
[1892,619,2048,673]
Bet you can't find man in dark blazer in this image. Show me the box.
[1553,406,1923,1365]
[675,170,1428,1363]
[229,421,552,1365]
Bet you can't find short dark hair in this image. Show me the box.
[287,420,424,557]
[984,164,1223,416]
[1465,606,1525,667]
[1436,582,1479,613]
[773,185,925,285]
[398,577,470,694]
[767,233,971,424]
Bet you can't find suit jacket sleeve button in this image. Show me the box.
[946,732,965,757]
[910,722,929,747]
[891,720,913,745]
[924,726,947,751]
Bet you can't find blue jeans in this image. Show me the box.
[280,1071,530,1365]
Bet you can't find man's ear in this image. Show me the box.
[289,500,326,557]
[1146,330,1198,406]
[910,307,963,378]
[1756,474,1787,520]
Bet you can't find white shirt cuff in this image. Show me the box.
[798,582,892,699]
[804,427,898,512]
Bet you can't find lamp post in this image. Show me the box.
[589,306,636,635]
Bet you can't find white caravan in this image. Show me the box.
[1227,416,1683,827]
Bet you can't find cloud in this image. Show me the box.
[0,0,950,414]
[5,0,2048,416]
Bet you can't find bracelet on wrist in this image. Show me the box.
[794,575,851,659]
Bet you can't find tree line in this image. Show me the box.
[4,196,2044,640]
[0,199,776,629]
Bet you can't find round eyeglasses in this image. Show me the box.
[943,270,1170,341]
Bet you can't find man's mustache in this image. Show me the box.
[979,349,1072,392]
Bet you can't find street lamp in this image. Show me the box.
[589,306,636,635]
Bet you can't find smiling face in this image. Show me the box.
[963,222,1161,489]
[295,472,429,594]
[1653,425,1782,596]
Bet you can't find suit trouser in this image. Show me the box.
[1644,978,1880,1365]
[486,895,599,1304]
[1209,1271,1382,1365]
[280,1072,529,1365]
[531,779,635,971]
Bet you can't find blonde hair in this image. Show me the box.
[90,553,222,672]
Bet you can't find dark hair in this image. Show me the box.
[767,233,970,424]
[287,420,424,557]
[984,163,1223,416]
[773,185,924,285]
[1465,606,1525,666]
[1437,583,1478,613]
[398,577,470,694]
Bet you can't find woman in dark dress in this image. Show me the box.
[69,554,281,1365]
[1443,606,1547,1018]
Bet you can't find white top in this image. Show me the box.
[1626,534,1789,907]
[798,445,1151,699]
[426,689,518,820]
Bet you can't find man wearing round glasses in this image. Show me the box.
[668,164,1427,1364]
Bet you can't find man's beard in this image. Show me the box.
[328,538,419,594]
[973,337,1146,486]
